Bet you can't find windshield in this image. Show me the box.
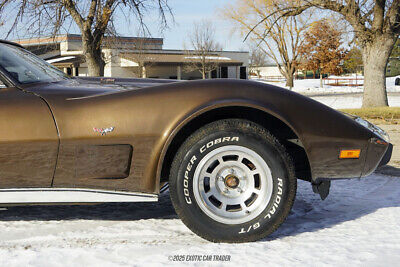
[0,43,69,84]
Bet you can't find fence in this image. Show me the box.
[260,75,286,82]
[323,77,363,87]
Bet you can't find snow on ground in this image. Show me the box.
[253,76,400,95]
[253,76,400,109]
[0,174,399,266]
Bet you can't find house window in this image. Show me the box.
[220,67,228,78]
[211,69,218,78]
[240,67,247,79]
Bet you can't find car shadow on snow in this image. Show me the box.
[0,174,399,242]
[0,191,178,221]
[376,165,400,177]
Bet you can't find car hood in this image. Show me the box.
[22,77,178,99]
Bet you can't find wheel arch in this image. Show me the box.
[157,102,312,191]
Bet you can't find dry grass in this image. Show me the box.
[340,107,400,124]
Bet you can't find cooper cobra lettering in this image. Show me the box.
[184,155,197,204]
[200,137,239,153]
[184,137,240,205]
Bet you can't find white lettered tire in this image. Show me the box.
[169,119,297,243]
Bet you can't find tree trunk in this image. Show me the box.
[285,72,294,89]
[82,33,105,77]
[362,35,395,107]
[280,64,295,89]
[320,73,323,88]
[85,49,105,77]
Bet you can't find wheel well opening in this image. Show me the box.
[160,106,311,186]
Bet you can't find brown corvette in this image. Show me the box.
[0,40,393,243]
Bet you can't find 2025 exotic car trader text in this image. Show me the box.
[0,40,393,243]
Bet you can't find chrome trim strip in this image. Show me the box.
[0,188,158,204]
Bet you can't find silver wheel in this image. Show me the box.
[193,145,273,224]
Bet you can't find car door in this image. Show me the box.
[0,83,59,188]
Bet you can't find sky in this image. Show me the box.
[0,0,248,52]
[115,0,247,51]
[146,0,247,50]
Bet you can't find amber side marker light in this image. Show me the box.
[339,149,361,159]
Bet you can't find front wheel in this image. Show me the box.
[169,119,297,243]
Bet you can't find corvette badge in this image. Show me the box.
[93,127,115,136]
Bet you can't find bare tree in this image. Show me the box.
[125,29,156,78]
[249,46,268,78]
[184,20,221,79]
[0,0,172,77]
[224,0,312,88]
[259,0,400,107]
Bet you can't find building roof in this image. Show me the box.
[45,55,84,67]
[13,34,163,47]
[120,52,244,65]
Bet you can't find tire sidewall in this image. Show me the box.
[171,121,295,242]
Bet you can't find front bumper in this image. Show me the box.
[346,115,392,176]
[362,139,392,177]
[379,143,393,167]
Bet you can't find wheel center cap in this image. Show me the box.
[224,174,240,189]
